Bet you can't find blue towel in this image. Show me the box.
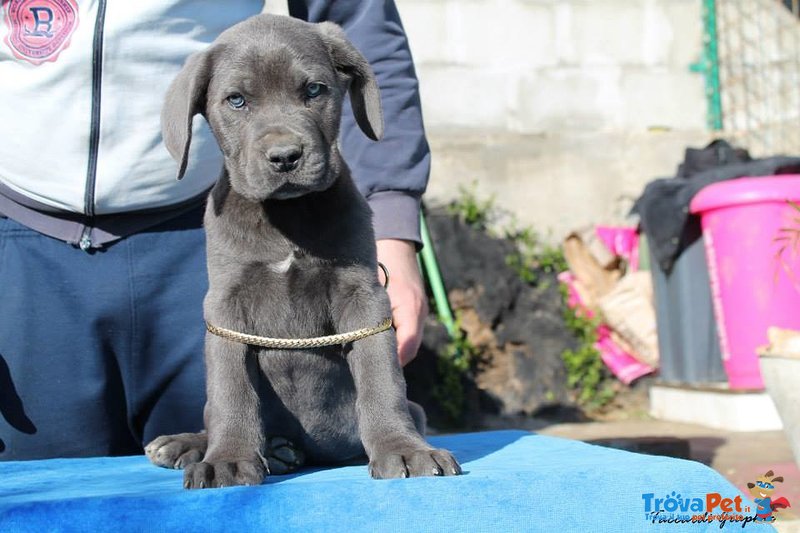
[0,431,774,532]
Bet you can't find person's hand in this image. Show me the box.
[376,239,428,367]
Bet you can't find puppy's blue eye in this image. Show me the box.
[227,93,246,109]
[305,82,325,99]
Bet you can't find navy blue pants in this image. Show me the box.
[0,207,208,460]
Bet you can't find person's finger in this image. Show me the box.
[394,311,418,366]
[392,292,427,366]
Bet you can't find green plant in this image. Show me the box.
[432,313,479,422]
[447,182,496,231]
[504,225,568,287]
[559,286,615,408]
[505,253,539,285]
[448,185,570,285]
[503,217,567,285]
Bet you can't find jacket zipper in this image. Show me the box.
[81,0,108,251]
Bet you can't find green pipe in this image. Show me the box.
[691,0,723,130]
[419,210,458,339]
[706,0,723,130]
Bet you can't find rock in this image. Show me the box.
[425,211,521,324]
[405,208,580,425]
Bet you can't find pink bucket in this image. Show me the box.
[690,175,800,389]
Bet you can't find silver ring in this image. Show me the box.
[378,262,390,289]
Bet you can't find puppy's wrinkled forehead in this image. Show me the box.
[214,18,335,92]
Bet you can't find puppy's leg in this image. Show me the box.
[407,401,427,437]
[337,289,461,479]
[183,334,267,489]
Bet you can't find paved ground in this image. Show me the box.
[539,420,800,530]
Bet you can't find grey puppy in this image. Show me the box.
[145,14,461,489]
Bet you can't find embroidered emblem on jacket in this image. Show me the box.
[2,0,79,65]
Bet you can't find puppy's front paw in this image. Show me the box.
[183,458,266,489]
[369,448,461,479]
[145,432,207,469]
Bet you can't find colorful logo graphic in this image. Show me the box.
[2,0,79,65]
[642,491,755,527]
[747,469,791,522]
[642,469,793,527]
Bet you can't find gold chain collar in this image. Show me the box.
[205,317,392,349]
[205,262,392,349]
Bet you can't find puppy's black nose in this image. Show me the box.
[267,142,303,172]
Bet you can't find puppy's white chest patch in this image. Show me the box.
[269,253,295,274]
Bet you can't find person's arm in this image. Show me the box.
[290,0,430,366]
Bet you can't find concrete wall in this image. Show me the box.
[397,0,712,238]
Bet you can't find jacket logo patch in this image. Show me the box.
[2,0,79,65]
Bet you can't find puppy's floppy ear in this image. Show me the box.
[317,22,384,141]
[161,46,222,180]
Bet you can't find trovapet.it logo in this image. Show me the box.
[642,491,754,527]
[642,469,792,528]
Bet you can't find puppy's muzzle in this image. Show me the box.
[265,132,304,173]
